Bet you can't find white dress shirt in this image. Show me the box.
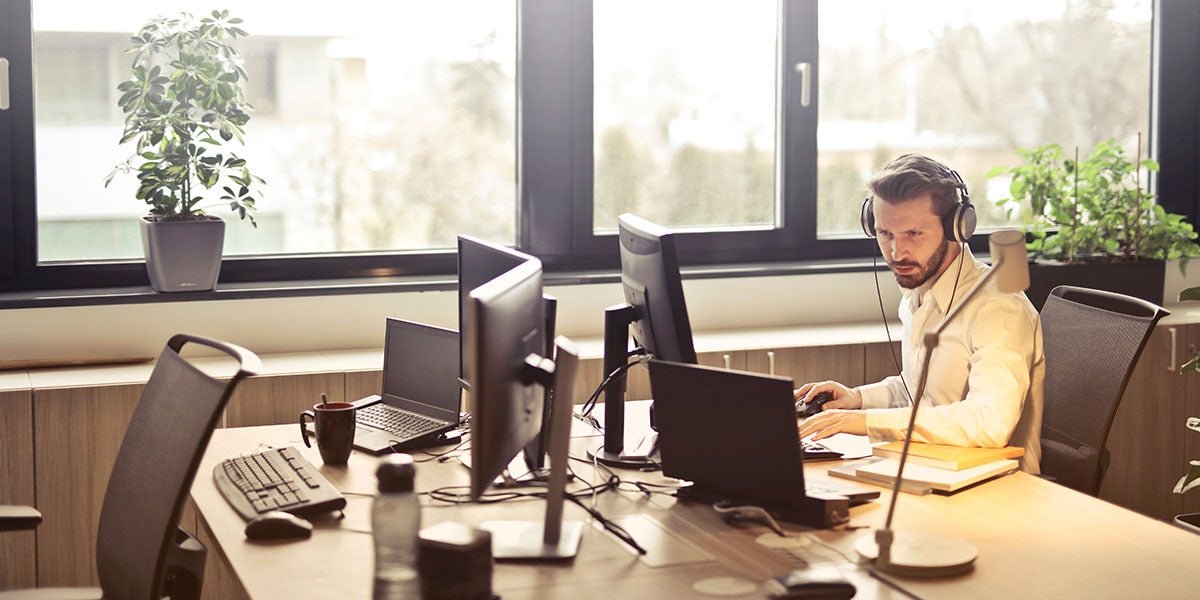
[856,246,1045,473]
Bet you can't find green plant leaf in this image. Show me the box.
[1180,287,1200,302]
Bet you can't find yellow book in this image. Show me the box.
[871,442,1024,471]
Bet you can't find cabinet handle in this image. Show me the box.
[1168,327,1178,371]
[722,354,731,370]
[767,351,776,375]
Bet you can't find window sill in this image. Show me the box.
[0,257,883,310]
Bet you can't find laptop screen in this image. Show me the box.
[648,360,808,508]
[381,318,461,421]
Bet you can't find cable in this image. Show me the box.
[872,250,915,407]
[578,351,652,420]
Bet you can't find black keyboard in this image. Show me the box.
[213,446,347,521]
[357,403,444,437]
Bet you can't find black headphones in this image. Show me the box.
[859,165,977,243]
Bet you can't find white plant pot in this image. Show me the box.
[140,217,225,292]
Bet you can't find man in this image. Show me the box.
[796,154,1044,473]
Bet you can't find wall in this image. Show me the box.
[4,258,1199,364]
[1,270,902,363]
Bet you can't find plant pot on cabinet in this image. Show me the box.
[140,216,225,292]
[1025,259,1165,312]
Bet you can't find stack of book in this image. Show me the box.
[828,442,1024,495]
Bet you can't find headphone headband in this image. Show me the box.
[860,164,976,243]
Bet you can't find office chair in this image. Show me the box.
[0,334,260,600]
[1039,285,1168,496]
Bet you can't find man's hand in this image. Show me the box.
[798,409,867,441]
[793,380,863,411]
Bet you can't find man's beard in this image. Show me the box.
[889,239,950,289]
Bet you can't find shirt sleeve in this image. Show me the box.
[857,375,911,410]
[864,294,1037,447]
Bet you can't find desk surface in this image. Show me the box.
[191,423,1200,599]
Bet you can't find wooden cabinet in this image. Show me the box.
[744,346,864,387]
[1100,323,1200,521]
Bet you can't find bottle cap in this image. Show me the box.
[376,453,416,493]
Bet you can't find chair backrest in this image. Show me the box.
[95,334,260,599]
[1040,285,1168,496]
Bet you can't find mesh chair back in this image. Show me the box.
[1040,285,1167,495]
[95,334,259,599]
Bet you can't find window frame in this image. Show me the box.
[1,0,1197,296]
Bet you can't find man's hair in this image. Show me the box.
[866,153,962,219]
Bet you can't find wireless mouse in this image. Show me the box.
[244,511,313,541]
[797,391,835,419]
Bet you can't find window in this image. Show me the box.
[592,1,777,233]
[815,1,1154,238]
[27,1,516,264]
[0,0,1194,295]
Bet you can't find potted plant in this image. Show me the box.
[988,139,1199,309]
[104,10,263,292]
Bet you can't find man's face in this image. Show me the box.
[872,193,955,289]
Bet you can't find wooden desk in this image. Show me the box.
[191,424,1200,599]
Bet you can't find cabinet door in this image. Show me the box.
[224,373,347,428]
[744,346,864,387]
[624,350,745,400]
[1182,325,1200,515]
[0,388,36,590]
[1100,325,1189,520]
[864,341,903,384]
[33,385,142,587]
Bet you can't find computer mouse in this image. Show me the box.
[766,566,856,599]
[796,391,834,419]
[244,511,313,541]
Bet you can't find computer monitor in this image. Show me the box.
[457,234,557,473]
[466,259,583,559]
[591,213,698,467]
[457,234,537,387]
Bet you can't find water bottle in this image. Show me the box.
[373,454,420,600]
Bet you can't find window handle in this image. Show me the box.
[0,58,9,110]
[794,62,811,108]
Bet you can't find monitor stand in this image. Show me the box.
[587,304,659,469]
[480,342,585,560]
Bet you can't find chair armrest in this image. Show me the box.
[0,505,42,531]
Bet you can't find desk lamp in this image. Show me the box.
[854,229,1029,577]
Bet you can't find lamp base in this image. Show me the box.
[854,531,977,578]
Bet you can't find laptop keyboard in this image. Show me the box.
[358,403,443,437]
[801,439,843,461]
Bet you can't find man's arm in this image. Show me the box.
[865,295,1038,447]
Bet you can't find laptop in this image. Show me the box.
[345,318,463,454]
[647,359,879,528]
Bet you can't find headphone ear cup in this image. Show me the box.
[860,197,876,239]
[943,199,977,243]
